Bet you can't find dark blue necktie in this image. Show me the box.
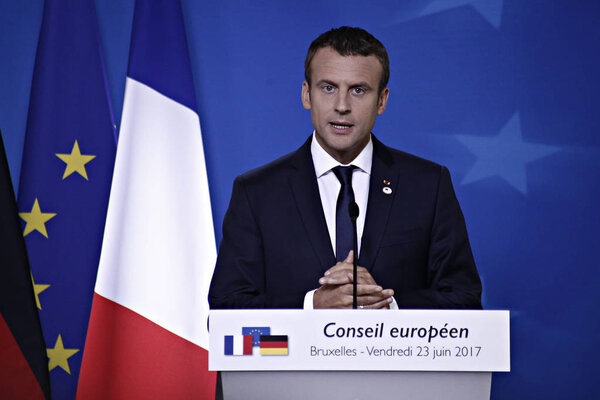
[332,165,357,262]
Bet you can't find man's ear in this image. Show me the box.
[301,81,311,110]
[376,87,389,115]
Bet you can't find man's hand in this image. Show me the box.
[313,251,394,309]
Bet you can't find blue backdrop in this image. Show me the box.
[1,1,598,398]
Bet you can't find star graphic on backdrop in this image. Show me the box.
[47,335,79,374]
[55,140,96,180]
[396,0,503,29]
[19,198,57,238]
[455,113,561,194]
[30,272,50,310]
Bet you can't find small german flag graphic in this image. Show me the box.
[259,335,288,355]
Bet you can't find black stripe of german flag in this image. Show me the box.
[260,335,288,343]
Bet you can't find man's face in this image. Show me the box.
[302,47,389,164]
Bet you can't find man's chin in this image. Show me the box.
[326,143,365,164]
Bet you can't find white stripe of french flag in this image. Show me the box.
[77,0,217,398]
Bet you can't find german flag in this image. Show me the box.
[0,131,50,399]
[259,335,288,355]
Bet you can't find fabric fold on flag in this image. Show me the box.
[0,132,50,399]
[77,0,217,398]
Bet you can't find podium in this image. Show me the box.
[209,310,509,400]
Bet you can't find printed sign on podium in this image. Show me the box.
[209,309,510,372]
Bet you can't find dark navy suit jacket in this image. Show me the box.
[209,136,482,309]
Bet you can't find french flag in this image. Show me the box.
[76,0,217,398]
[224,335,253,356]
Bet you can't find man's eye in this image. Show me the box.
[353,88,365,94]
[323,85,334,92]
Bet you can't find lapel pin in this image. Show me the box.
[383,179,391,185]
[382,187,392,195]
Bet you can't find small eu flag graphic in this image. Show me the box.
[259,335,288,355]
[242,327,271,346]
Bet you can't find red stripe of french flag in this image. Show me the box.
[78,295,214,398]
[244,335,253,354]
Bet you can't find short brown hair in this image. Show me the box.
[304,26,390,93]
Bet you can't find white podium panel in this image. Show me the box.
[209,309,510,372]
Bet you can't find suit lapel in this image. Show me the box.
[289,138,336,272]
[360,137,399,271]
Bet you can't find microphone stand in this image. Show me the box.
[348,202,359,309]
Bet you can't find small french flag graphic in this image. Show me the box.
[224,335,253,355]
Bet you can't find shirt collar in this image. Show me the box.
[310,132,373,178]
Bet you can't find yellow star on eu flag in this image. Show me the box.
[30,272,50,310]
[19,198,57,238]
[55,139,96,180]
[47,334,79,374]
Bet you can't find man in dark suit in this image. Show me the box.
[209,27,481,310]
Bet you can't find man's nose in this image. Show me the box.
[334,93,351,114]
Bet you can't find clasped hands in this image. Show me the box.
[313,251,394,309]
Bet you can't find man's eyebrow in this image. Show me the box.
[314,80,374,90]
[350,81,374,90]
[314,79,337,86]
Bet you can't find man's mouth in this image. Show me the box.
[330,122,353,130]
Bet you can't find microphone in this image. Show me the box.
[348,202,359,309]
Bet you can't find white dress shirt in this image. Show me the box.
[303,133,397,309]
[312,133,372,257]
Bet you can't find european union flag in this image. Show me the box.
[16,1,116,398]
[242,326,271,347]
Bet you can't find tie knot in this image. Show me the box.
[332,165,356,186]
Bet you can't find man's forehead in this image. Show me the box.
[309,47,383,84]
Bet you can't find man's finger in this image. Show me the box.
[354,269,377,285]
[324,254,353,276]
[344,250,353,264]
[355,284,384,296]
[328,267,376,285]
[324,263,368,277]
[320,266,370,285]
[356,290,394,305]
[314,283,358,309]
[350,289,394,305]
[358,297,394,309]
[320,283,383,296]
[319,271,353,285]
